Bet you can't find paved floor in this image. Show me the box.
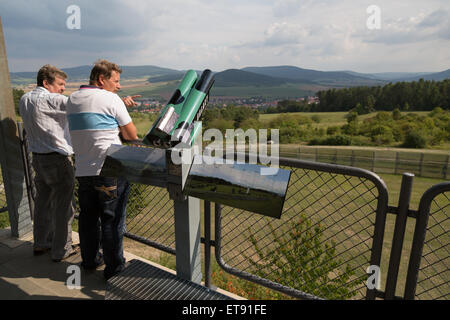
[0,228,242,300]
[0,228,178,300]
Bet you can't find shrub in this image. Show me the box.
[245,214,359,299]
[309,135,352,146]
[326,126,340,135]
[311,115,321,123]
[0,211,10,229]
[370,125,394,145]
[392,108,401,120]
[402,131,427,148]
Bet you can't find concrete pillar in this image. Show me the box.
[0,18,32,237]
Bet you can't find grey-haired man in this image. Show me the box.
[19,64,78,262]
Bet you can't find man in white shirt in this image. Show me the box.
[67,59,137,280]
[19,65,78,262]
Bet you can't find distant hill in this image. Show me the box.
[397,69,450,82]
[121,65,180,79]
[342,71,432,81]
[10,65,181,84]
[242,66,386,86]
[147,66,387,87]
[10,64,449,96]
[213,69,289,87]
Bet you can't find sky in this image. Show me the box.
[0,0,449,73]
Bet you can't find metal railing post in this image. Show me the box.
[204,200,212,288]
[384,173,414,299]
[166,135,203,284]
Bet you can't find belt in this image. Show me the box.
[32,152,61,156]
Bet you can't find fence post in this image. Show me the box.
[0,18,32,238]
[443,155,449,180]
[384,173,414,299]
[372,150,376,172]
[394,152,399,175]
[419,153,424,177]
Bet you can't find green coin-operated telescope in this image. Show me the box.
[143,69,214,149]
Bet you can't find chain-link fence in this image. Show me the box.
[21,137,177,255]
[214,157,388,300]
[13,126,449,300]
[125,183,175,254]
[404,183,450,300]
[416,189,449,299]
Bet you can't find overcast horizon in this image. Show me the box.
[1,0,449,74]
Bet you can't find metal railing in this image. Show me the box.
[213,155,389,300]
[405,182,450,300]
[16,129,449,300]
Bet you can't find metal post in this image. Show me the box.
[384,173,414,299]
[172,193,202,283]
[0,18,32,237]
[204,200,211,288]
[166,131,203,284]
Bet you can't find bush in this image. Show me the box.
[326,126,340,135]
[402,131,427,148]
[311,115,321,123]
[0,211,10,229]
[370,125,394,145]
[245,214,359,299]
[309,135,352,146]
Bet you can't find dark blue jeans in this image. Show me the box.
[77,176,130,279]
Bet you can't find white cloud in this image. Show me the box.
[1,0,449,73]
[357,9,450,44]
[264,22,309,46]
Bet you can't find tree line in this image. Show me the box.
[315,79,449,113]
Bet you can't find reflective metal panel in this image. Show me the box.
[184,155,291,219]
[100,144,167,187]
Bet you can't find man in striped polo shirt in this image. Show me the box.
[67,59,138,280]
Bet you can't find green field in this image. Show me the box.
[259,111,430,127]
[132,110,431,137]
[119,81,318,99]
[132,111,433,135]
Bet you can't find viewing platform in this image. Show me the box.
[0,228,242,300]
